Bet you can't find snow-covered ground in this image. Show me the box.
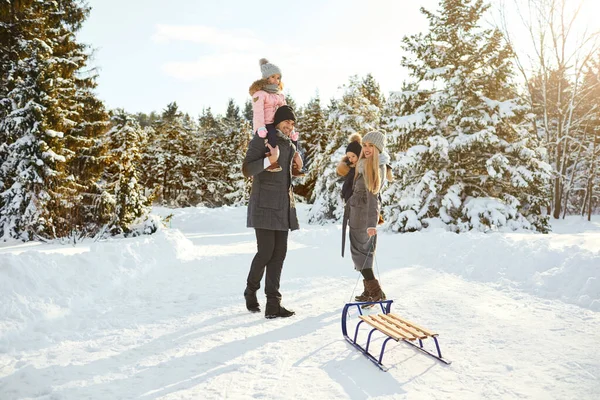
[1,205,599,400]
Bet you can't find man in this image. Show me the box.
[242,105,302,319]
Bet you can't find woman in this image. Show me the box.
[344,130,390,302]
[241,105,300,319]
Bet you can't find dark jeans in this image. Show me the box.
[245,228,289,304]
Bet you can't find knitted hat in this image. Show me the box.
[362,130,386,153]
[273,105,296,127]
[260,58,282,79]
[346,134,362,157]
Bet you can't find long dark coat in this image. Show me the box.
[242,131,299,231]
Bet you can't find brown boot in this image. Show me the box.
[365,278,385,302]
[354,279,369,301]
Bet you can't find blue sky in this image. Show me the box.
[77,0,440,116]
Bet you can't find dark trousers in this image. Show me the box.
[265,124,278,148]
[245,228,289,304]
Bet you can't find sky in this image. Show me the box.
[76,0,440,116]
[77,0,600,118]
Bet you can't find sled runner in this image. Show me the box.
[341,300,451,371]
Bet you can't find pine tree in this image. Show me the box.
[285,91,299,114]
[243,100,253,123]
[308,75,382,223]
[295,94,326,200]
[381,85,415,153]
[198,107,235,207]
[384,0,551,233]
[134,111,160,128]
[221,99,251,205]
[102,110,148,235]
[0,0,105,240]
[360,73,385,110]
[145,102,199,206]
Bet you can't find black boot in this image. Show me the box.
[244,290,260,313]
[265,303,295,319]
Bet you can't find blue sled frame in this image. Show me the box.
[341,300,452,371]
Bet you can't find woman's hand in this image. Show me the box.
[367,228,377,237]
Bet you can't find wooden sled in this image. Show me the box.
[341,300,451,371]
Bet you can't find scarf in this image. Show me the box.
[263,84,280,94]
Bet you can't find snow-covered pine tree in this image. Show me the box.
[145,102,199,206]
[360,73,385,110]
[134,111,160,128]
[138,123,158,200]
[284,92,299,115]
[197,107,236,207]
[101,110,149,235]
[242,100,253,124]
[221,99,251,206]
[295,94,326,200]
[383,0,551,233]
[308,75,382,224]
[380,82,426,154]
[0,0,99,240]
[42,0,110,234]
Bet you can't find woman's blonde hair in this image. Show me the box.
[357,144,381,194]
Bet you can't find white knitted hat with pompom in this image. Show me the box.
[259,58,282,79]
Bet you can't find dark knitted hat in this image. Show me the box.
[346,141,362,158]
[273,105,296,127]
[345,133,362,157]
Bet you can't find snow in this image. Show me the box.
[44,130,63,138]
[0,205,599,399]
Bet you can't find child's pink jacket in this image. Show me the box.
[249,79,286,132]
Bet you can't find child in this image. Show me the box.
[249,58,303,174]
[337,133,363,203]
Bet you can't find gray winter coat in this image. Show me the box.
[242,131,299,231]
[347,167,382,231]
[341,153,389,257]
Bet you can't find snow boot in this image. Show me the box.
[355,279,369,301]
[365,278,385,302]
[244,290,260,313]
[265,303,295,319]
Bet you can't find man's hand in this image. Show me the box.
[266,143,280,165]
[367,228,377,237]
